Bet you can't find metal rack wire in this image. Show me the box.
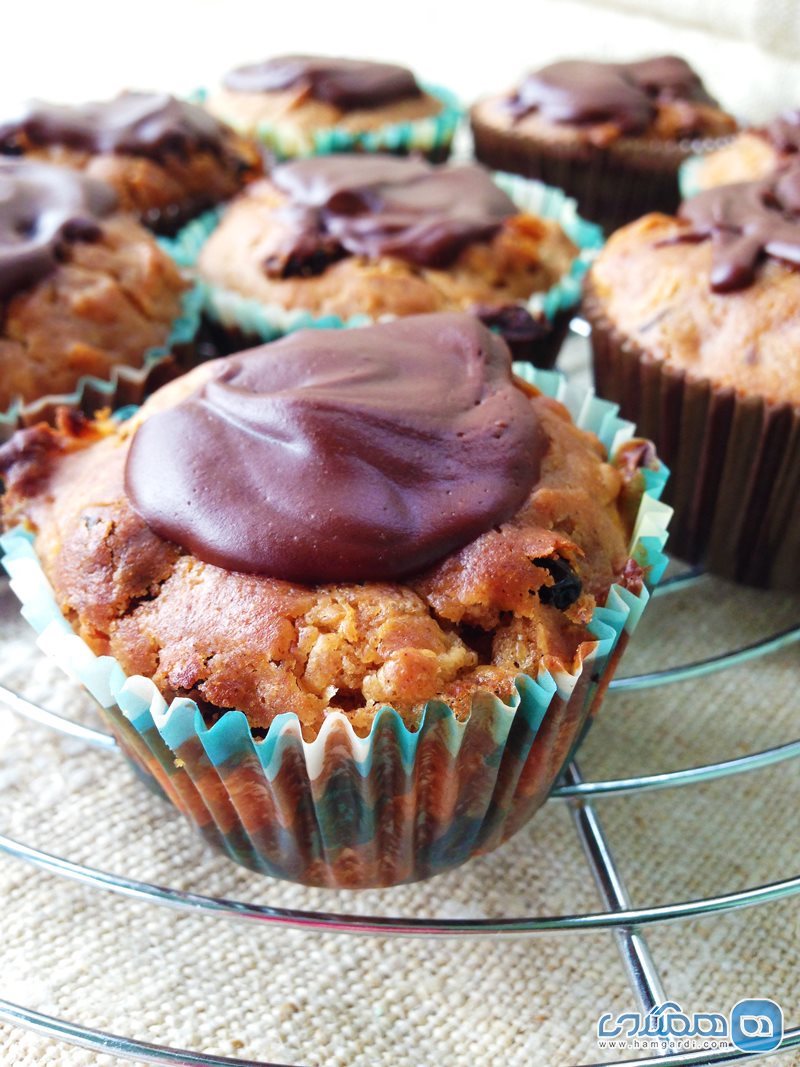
[1,567,799,1066]
[1,338,799,1065]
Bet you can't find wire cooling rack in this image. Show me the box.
[0,334,799,1067]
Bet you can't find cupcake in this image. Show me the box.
[0,91,263,235]
[0,158,198,440]
[205,54,460,161]
[585,165,800,588]
[682,109,800,194]
[471,56,737,232]
[0,313,669,888]
[178,154,602,367]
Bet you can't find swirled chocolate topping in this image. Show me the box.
[762,109,800,156]
[265,154,516,276]
[0,159,117,301]
[223,54,421,109]
[676,166,800,292]
[510,56,716,133]
[125,314,544,584]
[0,92,233,162]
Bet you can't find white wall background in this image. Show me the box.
[2,0,799,121]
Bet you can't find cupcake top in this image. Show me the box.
[262,155,516,273]
[1,313,650,733]
[197,154,577,322]
[0,158,187,412]
[0,92,263,233]
[588,166,800,403]
[223,55,422,109]
[677,167,800,291]
[688,109,800,191]
[0,92,241,161]
[474,55,735,146]
[126,315,543,583]
[511,57,714,130]
[0,158,117,300]
[206,54,446,147]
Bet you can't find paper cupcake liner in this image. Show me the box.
[161,172,604,369]
[585,282,800,589]
[2,365,670,888]
[0,285,204,444]
[470,109,735,233]
[198,83,461,163]
[678,154,707,200]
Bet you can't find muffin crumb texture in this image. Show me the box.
[198,176,576,319]
[0,214,187,410]
[588,212,800,405]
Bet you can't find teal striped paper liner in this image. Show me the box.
[0,284,203,441]
[200,83,461,161]
[2,367,670,888]
[678,154,706,201]
[160,171,604,342]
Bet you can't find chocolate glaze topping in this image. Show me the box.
[762,109,800,156]
[676,166,800,291]
[265,154,517,276]
[510,56,716,134]
[0,159,117,301]
[223,54,421,109]
[0,92,233,162]
[125,314,544,584]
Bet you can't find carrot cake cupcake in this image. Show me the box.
[192,154,594,365]
[0,91,263,234]
[471,56,737,231]
[586,165,800,586]
[1,312,667,886]
[0,158,191,435]
[205,53,459,160]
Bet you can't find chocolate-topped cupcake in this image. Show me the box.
[1,312,668,887]
[682,109,800,194]
[471,56,737,231]
[205,54,460,161]
[586,165,800,587]
[0,92,263,234]
[185,153,602,366]
[0,158,196,437]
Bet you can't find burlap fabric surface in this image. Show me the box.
[0,346,798,1066]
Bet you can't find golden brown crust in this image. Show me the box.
[1,362,638,738]
[0,214,187,410]
[11,133,263,229]
[197,178,577,319]
[472,93,737,150]
[690,131,782,190]
[588,212,800,405]
[206,86,443,140]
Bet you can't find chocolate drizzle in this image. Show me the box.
[125,314,544,584]
[0,159,117,301]
[0,92,234,162]
[676,166,800,292]
[762,109,800,156]
[509,56,716,134]
[265,155,517,276]
[223,54,421,109]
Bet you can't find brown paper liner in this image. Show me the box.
[471,109,732,233]
[584,280,800,589]
[194,307,573,372]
